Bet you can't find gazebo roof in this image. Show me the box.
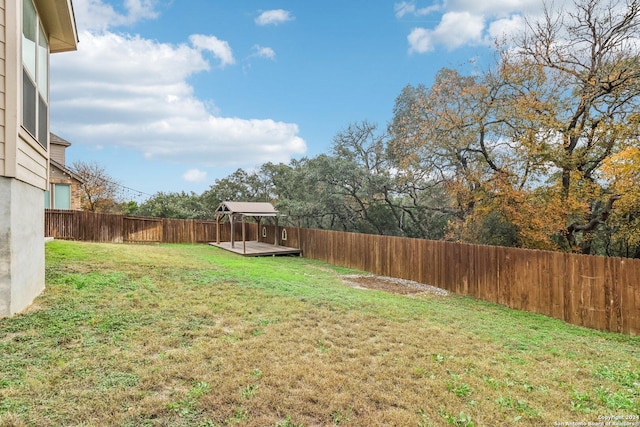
[215,201,278,217]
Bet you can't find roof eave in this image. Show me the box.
[35,0,79,53]
[50,132,72,147]
[215,201,279,216]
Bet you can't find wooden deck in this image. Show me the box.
[209,241,301,257]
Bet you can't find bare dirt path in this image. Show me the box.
[340,274,449,296]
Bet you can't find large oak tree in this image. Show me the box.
[389,0,640,254]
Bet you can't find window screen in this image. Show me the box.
[38,95,48,147]
[23,69,37,137]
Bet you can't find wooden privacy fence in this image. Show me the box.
[45,210,257,244]
[293,228,640,335]
[45,210,640,335]
[45,210,125,242]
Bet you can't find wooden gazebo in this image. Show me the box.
[210,201,300,256]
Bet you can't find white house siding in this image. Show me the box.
[16,134,47,190]
[2,0,17,181]
[50,140,65,165]
[0,0,6,177]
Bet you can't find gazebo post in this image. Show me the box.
[256,217,261,243]
[242,215,246,254]
[230,213,235,248]
[216,214,220,244]
[274,216,279,247]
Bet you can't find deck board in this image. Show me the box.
[209,241,301,257]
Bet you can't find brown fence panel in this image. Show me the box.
[299,228,326,263]
[166,219,230,244]
[537,250,552,317]
[123,216,162,243]
[162,219,195,243]
[551,252,568,322]
[564,254,581,328]
[45,210,77,239]
[195,221,218,243]
[216,221,231,242]
[46,210,123,242]
[74,211,123,242]
[257,222,278,245]
[388,235,405,280]
[258,223,300,248]
[619,257,640,335]
[474,244,496,303]
[281,225,299,248]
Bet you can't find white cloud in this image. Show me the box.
[395,1,417,18]
[255,9,295,26]
[408,28,433,53]
[50,30,306,168]
[445,0,543,16]
[400,0,559,53]
[72,0,159,32]
[189,34,236,68]
[487,15,526,42]
[435,12,485,49]
[52,31,209,86]
[409,11,484,53]
[182,169,208,182]
[124,0,159,20]
[394,1,440,18]
[252,45,276,60]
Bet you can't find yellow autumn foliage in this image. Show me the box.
[601,146,640,248]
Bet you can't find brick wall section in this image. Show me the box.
[49,162,83,210]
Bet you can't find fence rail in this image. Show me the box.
[45,210,640,335]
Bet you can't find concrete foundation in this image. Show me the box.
[0,177,45,316]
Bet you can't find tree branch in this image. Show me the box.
[566,194,621,246]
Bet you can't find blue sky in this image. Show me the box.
[50,0,550,201]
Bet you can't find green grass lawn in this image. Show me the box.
[1,241,638,426]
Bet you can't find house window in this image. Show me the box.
[22,0,49,148]
[47,184,71,210]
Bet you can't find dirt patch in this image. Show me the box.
[340,274,448,296]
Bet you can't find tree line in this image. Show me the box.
[77,0,640,258]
